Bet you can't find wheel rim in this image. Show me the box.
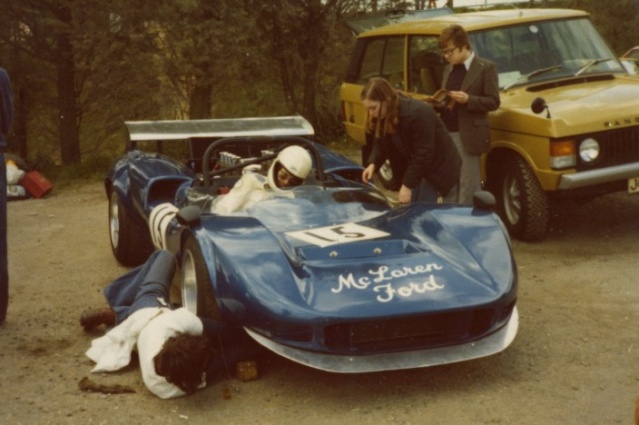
[502,173,521,225]
[379,160,393,182]
[181,249,199,315]
[109,192,119,249]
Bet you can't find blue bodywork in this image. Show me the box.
[105,116,518,373]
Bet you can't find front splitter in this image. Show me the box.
[244,306,519,373]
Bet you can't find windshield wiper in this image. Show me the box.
[574,58,613,76]
[504,65,563,91]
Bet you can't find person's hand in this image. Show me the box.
[398,185,412,205]
[362,164,375,184]
[448,90,469,104]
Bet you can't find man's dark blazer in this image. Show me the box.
[442,55,500,155]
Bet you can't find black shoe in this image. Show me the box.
[80,308,116,331]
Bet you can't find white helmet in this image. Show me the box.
[267,145,313,193]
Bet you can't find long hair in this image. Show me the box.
[360,77,400,138]
[153,333,216,394]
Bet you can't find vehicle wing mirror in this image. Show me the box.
[531,97,551,118]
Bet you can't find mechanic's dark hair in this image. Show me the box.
[153,333,216,394]
[439,24,471,51]
[361,77,399,138]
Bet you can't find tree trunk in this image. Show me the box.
[189,79,212,119]
[56,29,80,165]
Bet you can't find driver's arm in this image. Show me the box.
[211,173,262,215]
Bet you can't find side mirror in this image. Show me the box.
[531,97,551,118]
[473,190,496,210]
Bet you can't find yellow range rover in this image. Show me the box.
[340,8,639,241]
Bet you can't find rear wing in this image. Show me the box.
[125,116,314,148]
[343,7,453,35]
[123,116,315,173]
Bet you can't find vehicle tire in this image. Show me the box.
[495,155,549,241]
[377,160,398,190]
[361,144,398,190]
[179,235,222,319]
[108,190,154,266]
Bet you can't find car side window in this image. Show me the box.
[408,36,442,95]
[356,36,405,90]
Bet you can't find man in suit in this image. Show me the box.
[439,24,500,204]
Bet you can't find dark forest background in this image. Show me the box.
[0,0,637,179]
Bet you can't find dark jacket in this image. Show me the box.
[367,97,461,196]
[0,68,13,149]
[441,55,500,155]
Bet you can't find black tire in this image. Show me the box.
[377,160,398,190]
[108,190,154,266]
[495,155,549,241]
[179,235,222,319]
[361,144,398,191]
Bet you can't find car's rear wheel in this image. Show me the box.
[496,155,549,241]
[179,236,222,319]
[108,190,153,266]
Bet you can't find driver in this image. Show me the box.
[211,145,312,215]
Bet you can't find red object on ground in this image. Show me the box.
[20,171,53,198]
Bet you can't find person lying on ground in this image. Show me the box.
[80,249,259,399]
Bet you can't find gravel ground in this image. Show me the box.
[1,180,639,424]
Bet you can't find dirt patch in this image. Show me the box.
[1,180,639,424]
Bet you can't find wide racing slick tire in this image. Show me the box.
[179,235,222,320]
[495,155,549,241]
[108,190,154,267]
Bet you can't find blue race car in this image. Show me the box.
[105,116,518,373]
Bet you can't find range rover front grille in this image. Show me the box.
[578,126,639,170]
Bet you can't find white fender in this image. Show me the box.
[148,203,179,250]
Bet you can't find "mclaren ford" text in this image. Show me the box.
[332,264,445,303]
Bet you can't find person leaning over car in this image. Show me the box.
[0,67,14,326]
[361,77,461,205]
[81,250,258,399]
[439,24,500,205]
[211,145,313,215]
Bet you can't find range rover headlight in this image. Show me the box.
[579,138,600,163]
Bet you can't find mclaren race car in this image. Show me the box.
[105,116,518,373]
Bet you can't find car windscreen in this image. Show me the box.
[470,17,625,89]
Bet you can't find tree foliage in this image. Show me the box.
[0,0,636,166]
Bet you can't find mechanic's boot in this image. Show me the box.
[80,308,116,331]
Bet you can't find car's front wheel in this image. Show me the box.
[179,236,221,319]
[108,190,154,266]
[495,155,549,241]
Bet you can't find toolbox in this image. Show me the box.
[20,171,53,198]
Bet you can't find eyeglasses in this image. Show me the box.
[441,47,458,56]
[277,166,303,187]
